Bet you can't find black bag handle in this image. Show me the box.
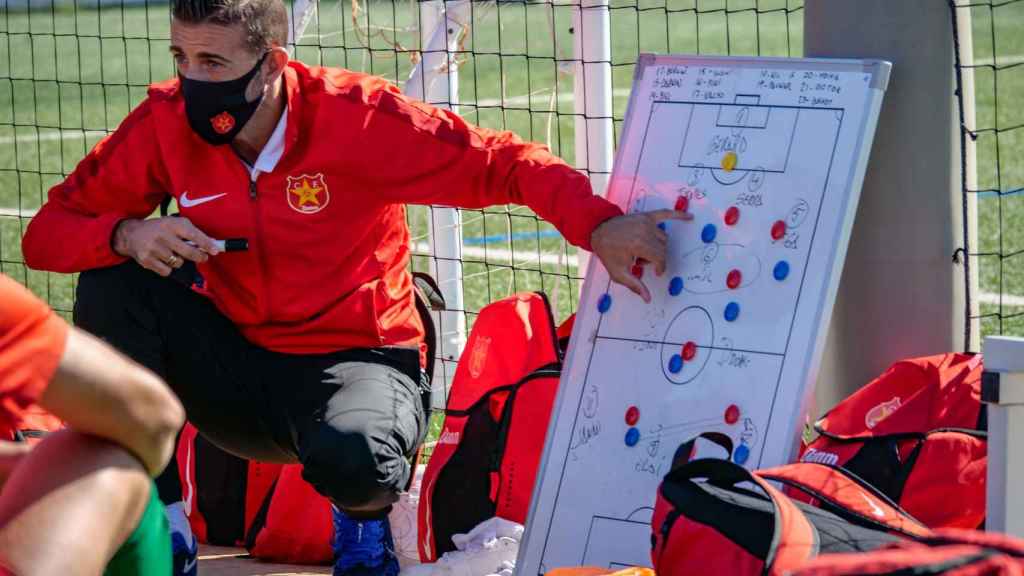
[670,431,734,471]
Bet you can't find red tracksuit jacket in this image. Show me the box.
[22,61,622,355]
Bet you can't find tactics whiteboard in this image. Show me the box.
[518,54,891,574]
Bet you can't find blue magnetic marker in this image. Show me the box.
[724,302,740,322]
[701,223,717,244]
[658,222,667,232]
[669,276,684,296]
[598,293,612,313]
[668,354,683,374]
[774,260,790,281]
[625,428,641,447]
[733,444,750,465]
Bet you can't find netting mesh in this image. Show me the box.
[952,0,1024,347]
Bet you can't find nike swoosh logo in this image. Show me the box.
[179,191,227,208]
[182,557,197,573]
[861,493,886,518]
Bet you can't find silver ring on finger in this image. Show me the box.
[165,254,180,267]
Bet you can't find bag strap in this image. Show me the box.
[756,462,932,539]
[443,364,561,418]
[666,459,818,575]
[244,476,280,552]
[411,271,445,389]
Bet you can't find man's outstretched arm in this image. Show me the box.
[345,80,691,302]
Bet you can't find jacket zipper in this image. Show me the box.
[245,169,272,322]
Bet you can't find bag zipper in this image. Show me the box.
[486,366,562,509]
[656,508,682,566]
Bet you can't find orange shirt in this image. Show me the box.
[0,275,68,430]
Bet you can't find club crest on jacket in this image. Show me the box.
[286,174,330,214]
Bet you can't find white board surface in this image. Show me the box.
[518,54,891,575]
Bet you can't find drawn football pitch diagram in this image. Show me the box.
[518,55,890,575]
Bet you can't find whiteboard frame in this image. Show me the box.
[517,53,891,575]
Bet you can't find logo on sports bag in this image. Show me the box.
[468,336,491,379]
[865,397,902,429]
[211,111,236,135]
[286,174,330,214]
[437,430,461,445]
[801,448,840,466]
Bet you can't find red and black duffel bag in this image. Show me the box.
[418,292,566,562]
[801,353,987,529]
[791,529,1024,575]
[651,459,933,575]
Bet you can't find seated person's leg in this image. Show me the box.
[298,361,426,576]
[74,262,198,573]
[0,430,170,576]
[74,261,293,573]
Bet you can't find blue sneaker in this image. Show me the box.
[331,507,400,576]
[171,532,198,576]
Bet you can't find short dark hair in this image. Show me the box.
[172,0,289,53]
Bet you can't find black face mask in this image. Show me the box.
[180,51,268,146]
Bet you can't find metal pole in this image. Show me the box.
[954,4,980,352]
[405,0,471,399]
[286,0,317,50]
[806,1,966,413]
[572,0,614,278]
[982,336,1024,537]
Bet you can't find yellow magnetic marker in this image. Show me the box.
[721,150,738,172]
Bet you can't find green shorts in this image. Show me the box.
[103,481,172,576]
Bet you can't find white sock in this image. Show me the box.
[164,501,194,543]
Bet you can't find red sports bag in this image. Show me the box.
[791,529,1024,575]
[651,459,931,576]
[177,423,333,563]
[802,353,987,529]
[244,464,334,564]
[417,292,564,562]
[654,455,1024,575]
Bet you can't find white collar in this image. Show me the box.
[248,107,288,180]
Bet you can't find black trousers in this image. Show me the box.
[73,262,428,512]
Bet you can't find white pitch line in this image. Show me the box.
[468,88,632,110]
[413,241,1024,307]
[0,88,636,145]
[412,241,578,268]
[971,55,1024,67]
[3,55,1020,141]
[0,207,38,218]
[1,217,1020,307]
[0,129,108,146]
[979,292,1024,308]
